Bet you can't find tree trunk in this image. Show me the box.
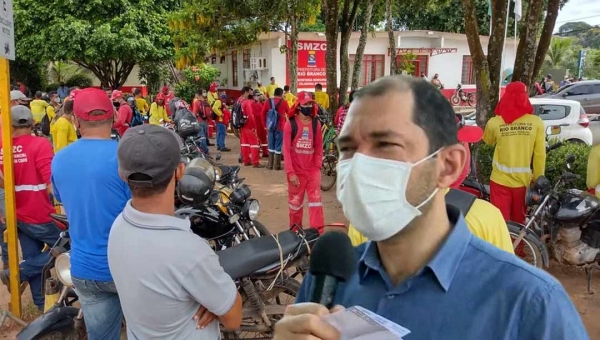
[511,0,544,85]
[385,0,397,75]
[323,0,340,119]
[351,0,374,90]
[530,0,561,87]
[289,14,300,94]
[462,0,507,127]
[486,0,509,111]
[338,0,362,106]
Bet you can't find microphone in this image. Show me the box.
[309,232,358,309]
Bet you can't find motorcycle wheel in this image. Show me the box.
[34,326,87,340]
[222,278,301,340]
[320,154,337,191]
[249,220,271,237]
[508,222,543,268]
[450,94,461,106]
[467,93,477,107]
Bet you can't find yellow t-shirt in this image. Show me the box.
[135,97,149,114]
[483,114,546,188]
[149,102,170,125]
[266,84,279,98]
[587,145,600,199]
[283,92,297,108]
[30,99,49,123]
[347,189,515,254]
[258,86,267,96]
[52,116,77,153]
[314,91,330,110]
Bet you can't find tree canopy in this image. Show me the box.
[14,0,176,89]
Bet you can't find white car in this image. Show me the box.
[465,98,593,145]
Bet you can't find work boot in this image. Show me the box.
[0,269,27,294]
[274,154,282,171]
[266,153,274,170]
[220,147,231,152]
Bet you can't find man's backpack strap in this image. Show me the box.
[444,188,477,216]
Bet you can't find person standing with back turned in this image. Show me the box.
[483,81,546,227]
[52,88,131,339]
[283,91,324,233]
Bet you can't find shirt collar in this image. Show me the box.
[121,200,191,232]
[358,205,472,291]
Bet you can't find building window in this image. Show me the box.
[232,50,238,87]
[349,54,385,87]
[395,54,428,77]
[243,49,251,69]
[220,55,225,64]
[461,55,475,85]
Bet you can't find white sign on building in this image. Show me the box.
[0,0,15,60]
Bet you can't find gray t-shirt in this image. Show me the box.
[108,200,237,340]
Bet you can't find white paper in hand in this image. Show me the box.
[322,306,411,340]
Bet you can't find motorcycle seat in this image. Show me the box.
[50,214,69,230]
[218,230,302,280]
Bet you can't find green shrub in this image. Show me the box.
[174,64,220,103]
[474,141,591,190]
[66,74,93,88]
[45,83,60,92]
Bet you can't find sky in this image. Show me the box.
[555,0,600,32]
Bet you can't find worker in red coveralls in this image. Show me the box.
[283,91,324,233]
[261,87,290,170]
[160,86,175,118]
[251,90,269,157]
[111,90,132,137]
[239,87,264,168]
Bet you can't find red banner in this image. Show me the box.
[286,40,327,89]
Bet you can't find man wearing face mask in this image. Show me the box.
[111,90,132,137]
[283,91,324,233]
[274,76,587,340]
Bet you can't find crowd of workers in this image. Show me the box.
[0,73,597,339]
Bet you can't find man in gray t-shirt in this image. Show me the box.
[108,125,242,339]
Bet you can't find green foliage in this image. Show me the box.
[138,62,175,96]
[14,0,176,89]
[45,83,60,92]
[398,52,417,75]
[300,18,326,32]
[174,64,220,102]
[475,142,591,190]
[9,59,47,93]
[66,74,94,88]
[545,37,573,68]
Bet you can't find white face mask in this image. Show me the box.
[336,151,440,242]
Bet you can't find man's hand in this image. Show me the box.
[0,213,5,224]
[290,174,300,187]
[274,303,342,340]
[193,306,217,330]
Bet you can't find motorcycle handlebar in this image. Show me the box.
[561,172,580,181]
[546,141,563,152]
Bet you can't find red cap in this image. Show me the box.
[110,90,124,101]
[73,88,115,121]
[156,93,166,101]
[457,125,483,143]
[161,86,170,94]
[297,91,314,105]
[209,83,218,92]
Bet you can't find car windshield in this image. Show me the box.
[554,83,575,94]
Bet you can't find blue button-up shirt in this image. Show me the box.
[297,206,588,340]
[57,86,70,100]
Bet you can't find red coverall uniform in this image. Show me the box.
[253,100,269,157]
[283,114,324,232]
[114,104,132,137]
[240,99,260,165]
[163,92,175,118]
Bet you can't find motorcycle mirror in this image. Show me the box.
[566,154,576,164]
[216,153,222,161]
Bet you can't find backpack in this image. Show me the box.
[337,105,349,134]
[290,116,318,147]
[445,188,476,216]
[173,107,200,139]
[231,100,247,129]
[129,104,144,127]
[40,106,52,136]
[266,98,283,131]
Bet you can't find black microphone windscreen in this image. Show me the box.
[309,231,357,282]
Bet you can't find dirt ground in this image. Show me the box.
[1,135,600,339]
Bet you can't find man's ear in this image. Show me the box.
[437,143,466,188]
[118,170,128,183]
[176,163,185,181]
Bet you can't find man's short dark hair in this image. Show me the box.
[196,89,204,96]
[270,77,274,81]
[48,91,57,97]
[127,173,173,198]
[78,109,113,128]
[274,88,284,96]
[284,85,290,91]
[134,88,142,96]
[353,76,458,153]
[315,84,322,90]
[241,86,252,94]
[63,100,74,115]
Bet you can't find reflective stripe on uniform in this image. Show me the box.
[289,203,303,211]
[250,145,260,149]
[492,161,531,174]
[240,144,250,147]
[308,202,323,207]
[15,184,47,192]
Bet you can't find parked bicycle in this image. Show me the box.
[318,113,338,191]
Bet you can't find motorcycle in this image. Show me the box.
[450,84,476,107]
[512,153,600,292]
[18,215,319,340]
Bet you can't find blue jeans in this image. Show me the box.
[72,277,123,340]
[216,122,227,149]
[1,221,61,309]
[196,121,209,154]
[268,129,283,154]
